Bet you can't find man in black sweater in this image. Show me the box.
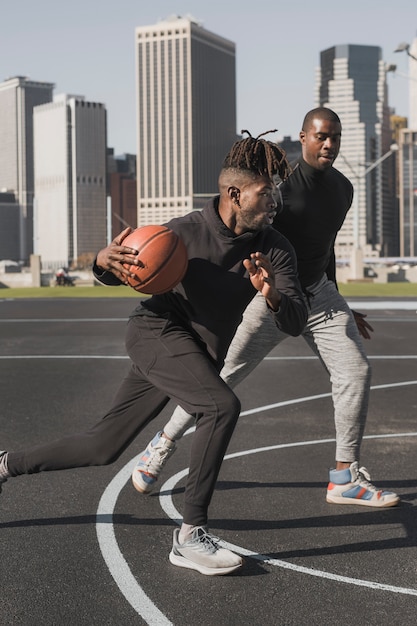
[134,108,400,509]
[0,133,307,576]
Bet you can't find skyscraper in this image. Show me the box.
[107,150,137,239]
[135,15,238,225]
[0,76,54,263]
[398,128,417,256]
[316,44,397,261]
[409,37,417,129]
[392,37,417,259]
[33,94,107,268]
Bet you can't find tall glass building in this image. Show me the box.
[315,44,397,259]
[398,38,417,257]
[135,16,238,225]
[409,38,417,130]
[33,94,107,268]
[0,76,54,263]
[399,128,417,256]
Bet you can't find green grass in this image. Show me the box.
[338,282,416,297]
[0,285,141,298]
[0,282,415,299]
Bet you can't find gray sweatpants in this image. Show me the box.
[165,274,371,463]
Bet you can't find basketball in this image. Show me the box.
[122,225,188,294]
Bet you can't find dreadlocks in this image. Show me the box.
[222,130,291,182]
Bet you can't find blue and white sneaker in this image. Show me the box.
[326,461,399,507]
[132,432,176,494]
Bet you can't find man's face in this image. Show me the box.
[300,118,342,171]
[235,177,277,233]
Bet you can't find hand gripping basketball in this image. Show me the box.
[123,225,188,294]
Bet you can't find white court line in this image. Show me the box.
[96,461,173,626]
[0,298,415,323]
[346,301,416,310]
[239,379,417,417]
[0,355,129,359]
[266,355,417,360]
[96,381,417,624]
[0,318,125,322]
[1,355,417,361]
[159,433,417,597]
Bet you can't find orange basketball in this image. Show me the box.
[123,225,188,294]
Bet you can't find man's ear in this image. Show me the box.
[228,186,240,205]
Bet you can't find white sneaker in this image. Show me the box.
[0,451,8,494]
[132,432,176,493]
[169,527,243,576]
[326,461,399,507]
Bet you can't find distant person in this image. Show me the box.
[55,267,67,286]
[55,267,74,286]
[0,132,307,576]
[133,107,399,509]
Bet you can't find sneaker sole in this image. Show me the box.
[131,473,154,494]
[326,494,400,507]
[169,550,242,576]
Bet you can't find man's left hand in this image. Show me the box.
[352,310,374,340]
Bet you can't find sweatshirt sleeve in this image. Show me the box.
[324,245,337,287]
[92,259,124,286]
[268,239,307,337]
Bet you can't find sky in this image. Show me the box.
[1,0,416,155]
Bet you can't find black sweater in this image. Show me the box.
[95,197,307,368]
[276,158,353,289]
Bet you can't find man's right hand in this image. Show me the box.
[96,228,143,283]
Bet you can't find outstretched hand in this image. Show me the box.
[243,252,281,311]
[96,228,143,284]
[352,309,374,340]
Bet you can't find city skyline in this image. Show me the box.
[1,0,415,156]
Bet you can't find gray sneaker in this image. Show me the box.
[0,451,8,494]
[169,526,243,576]
[132,432,176,494]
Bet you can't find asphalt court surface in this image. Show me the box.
[0,296,416,625]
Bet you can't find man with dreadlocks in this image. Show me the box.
[0,133,307,576]
[133,107,400,509]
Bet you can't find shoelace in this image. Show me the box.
[193,529,220,554]
[142,443,172,474]
[356,466,379,492]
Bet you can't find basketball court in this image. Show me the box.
[0,296,416,625]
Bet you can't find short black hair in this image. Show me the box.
[302,107,341,131]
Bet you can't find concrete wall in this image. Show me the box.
[0,269,95,288]
[336,265,417,284]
